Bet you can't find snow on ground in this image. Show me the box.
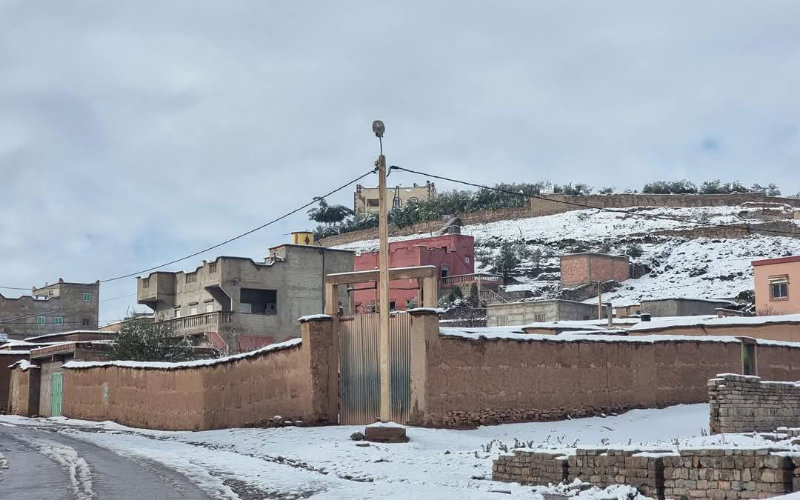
[333,205,800,305]
[1,404,716,499]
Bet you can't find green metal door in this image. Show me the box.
[51,372,63,417]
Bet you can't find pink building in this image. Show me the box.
[752,256,800,315]
[560,253,629,286]
[353,234,476,311]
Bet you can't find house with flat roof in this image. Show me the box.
[560,253,629,286]
[0,279,100,340]
[354,182,435,216]
[752,256,800,315]
[137,243,353,353]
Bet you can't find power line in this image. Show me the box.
[389,165,800,238]
[0,286,31,291]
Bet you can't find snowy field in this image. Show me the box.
[334,205,800,305]
[0,404,778,499]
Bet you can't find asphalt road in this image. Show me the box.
[0,425,211,499]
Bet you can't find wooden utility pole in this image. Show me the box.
[374,121,392,422]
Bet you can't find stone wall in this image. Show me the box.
[62,317,338,430]
[662,449,792,499]
[408,312,800,427]
[319,192,800,247]
[493,447,796,499]
[709,373,800,434]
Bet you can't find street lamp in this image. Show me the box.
[373,119,391,422]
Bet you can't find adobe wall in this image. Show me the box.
[628,323,800,343]
[0,353,28,411]
[709,373,800,434]
[319,192,800,247]
[62,317,338,430]
[408,311,800,427]
[8,366,40,416]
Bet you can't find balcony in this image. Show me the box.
[440,273,502,289]
[162,311,235,337]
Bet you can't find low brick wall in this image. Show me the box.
[492,450,568,486]
[710,374,800,434]
[663,449,792,499]
[62,317,338,430]
[493,447,796,499]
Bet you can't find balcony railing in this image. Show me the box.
[440,273,502,287]
[162,311,234,336]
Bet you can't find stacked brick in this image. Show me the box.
[568,448,666,498]
[492,450,568,485]
[709,374,800,434]
[436,405,632,427]
[492,447,798,499]
[663,450,792,499]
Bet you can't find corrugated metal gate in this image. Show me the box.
[339,313,412,425]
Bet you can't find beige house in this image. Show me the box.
[753,256,800,315]
[137,244,353,353]
[354,182,435,216]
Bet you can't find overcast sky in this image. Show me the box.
[2,1,800,323]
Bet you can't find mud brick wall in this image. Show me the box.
[662,450,792,499]
[62,317,338,431]
[7,366,40,416]
[410,321,800,427]
[491,450,568,485]
[568,448,665,498]
[709,374,800,434]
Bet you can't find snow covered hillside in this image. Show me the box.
[334,204,800,306]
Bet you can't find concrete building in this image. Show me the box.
[0,280,100,340]
[639,298,736,317]
[353,234,485,311]
[137,244,354,352]
[753,256,800,315]
[486,299,599,327]
[354,182,435,216]
[560,253,629,287]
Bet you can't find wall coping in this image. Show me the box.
[298,314,334,323]
[63,338,302,371]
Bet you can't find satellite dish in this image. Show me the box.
[372,120,385,138]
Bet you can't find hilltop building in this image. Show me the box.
[0,280,100,340]
[137,243,353,353]
[486,299,599,327]
[354,182,435,216]
[640,297,736,317]
[560,253,630,286]
[753,256,800,315]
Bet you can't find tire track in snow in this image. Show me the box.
[13,435,95,499]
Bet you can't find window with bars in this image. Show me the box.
[82,292,93,301]
[770,276,789,300]
[54,317,64,325]
[36,316,46,325]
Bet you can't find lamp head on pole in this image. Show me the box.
[372,120,385,138]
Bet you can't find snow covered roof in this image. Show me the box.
[0,350,31,355]
[23,330,114,342]
[9,360,38,371]
[629,313,800,332]
[64,338,301,371]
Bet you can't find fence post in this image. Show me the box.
[300,315,339,424]
[407,308,441,425]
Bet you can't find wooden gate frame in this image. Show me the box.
[324,265,439,314]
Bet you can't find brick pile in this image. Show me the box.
[709,374,800,434]
[491,450,568,485]
[492,447,798,499]
[663,449,792,499]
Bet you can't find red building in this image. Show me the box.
[353,234,476,311]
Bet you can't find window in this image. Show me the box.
[770,276,789,300]
[208,262,217,273]
[205,303,214,313]
[239,288,277,315]
[440,265,449,278]
[142,278,150,289]
[534,314,546,322]
[190,307,198,316]
[36,316,46,325]
[185,273,197,284]
[390,300,396,311]
[174,309,181,318]
[82,318,91,326]
[82,292,93,301]
[367,199,380,207]
[742,343,757,375]
[54,317,64,326]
